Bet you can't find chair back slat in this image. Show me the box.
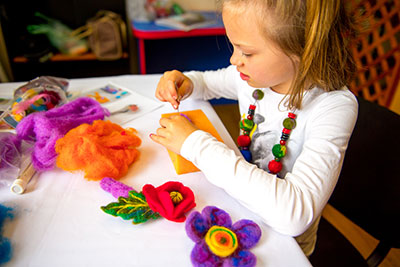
[348,0,400,107]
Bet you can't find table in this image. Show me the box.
[131,12,228,74]
[0,75,311,266]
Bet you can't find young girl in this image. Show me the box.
[150,0,358,257]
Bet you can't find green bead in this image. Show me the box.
[172,3,185,15]
[272,144,286,158]
[239,118,254,131]
[283,118,296,130]
[252,89,264,100]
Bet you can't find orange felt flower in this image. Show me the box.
[55,120,141,180]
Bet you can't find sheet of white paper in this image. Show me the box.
[73,82,163,125]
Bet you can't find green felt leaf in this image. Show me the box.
[101,190,161,224]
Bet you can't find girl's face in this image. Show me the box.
[222,4,296,94]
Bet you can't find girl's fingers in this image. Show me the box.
[178,78,193,101]
[149,133,165,145]
[159,117,170,128]
[156,78,180,109]
[155,70,193,110]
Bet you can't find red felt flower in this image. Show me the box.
[142,181,196,222]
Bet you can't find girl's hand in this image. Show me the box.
[155,70,194,109]
[150,114,198,154]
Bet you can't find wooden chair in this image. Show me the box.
[309,96,400,267]
[347,0,400,107]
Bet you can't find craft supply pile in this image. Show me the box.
[0,76,262,266]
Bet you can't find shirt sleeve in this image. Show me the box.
[184,65,240,101]
[180,91,358,237]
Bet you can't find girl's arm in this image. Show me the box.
[184,65,241,101]
[180,91,358,237]
[151,65,242,154]
[154,65,240,109]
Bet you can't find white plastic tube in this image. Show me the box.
[10,163,36,194]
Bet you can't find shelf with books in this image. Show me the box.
[131,11,227,74]
[13,52,129,63]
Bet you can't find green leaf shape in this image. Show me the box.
[101,190,161,224]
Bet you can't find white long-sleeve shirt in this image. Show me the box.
[181,65,358,256]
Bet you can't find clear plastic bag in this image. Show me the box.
[0,76,69,129]
[27,12,88,55]
[0,132,21,187]
[0,132,34,188]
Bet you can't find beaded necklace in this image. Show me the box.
[237,89,297,175]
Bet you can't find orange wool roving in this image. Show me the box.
[55,120,141,180]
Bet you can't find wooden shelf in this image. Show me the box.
[13,52,129,63]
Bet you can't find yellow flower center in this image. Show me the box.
[169,191,183,205]
[205,226,238,257]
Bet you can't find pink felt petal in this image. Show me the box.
[142,184,166,215]
[158,190,175,218]
[144,181,196,222]
[173,197,196,221]
[156,181,182,193]
[180,184,195,199]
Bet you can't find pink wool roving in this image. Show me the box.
[16,97,109,171]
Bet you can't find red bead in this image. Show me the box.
[280,140,286,145]
[46,103,55,109]
[237,135,251,147]
[268,159,282,174]
[282,128,291,134]
[288,112,296,119]
[247,115,253,120]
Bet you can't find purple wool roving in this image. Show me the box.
[16,97,109,171]
[100,177,134,199]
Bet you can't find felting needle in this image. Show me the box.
[175,82,181,113]
[110,104,138,115]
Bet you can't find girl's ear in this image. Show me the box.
[290,55,300,66]
[288,55,300,77]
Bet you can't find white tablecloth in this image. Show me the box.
[0,75,311,266]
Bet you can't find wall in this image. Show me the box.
[0,23,13,82]
[173,0,217,11]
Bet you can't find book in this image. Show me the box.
[155,12,216,31]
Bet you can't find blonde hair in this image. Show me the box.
[220,0,357,109]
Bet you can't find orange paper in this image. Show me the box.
[161,109,223,174]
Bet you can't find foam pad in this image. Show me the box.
[161,109,223,174]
